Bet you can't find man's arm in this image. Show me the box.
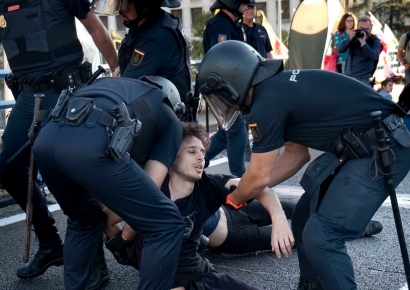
[397,35,410,71]
[337,35,352,53]
[229,142,310,205]
[362,36,381,60]
[121,159,169,240]
[80,12,119,74]
[225,179,294,258]
[266,51,274,60]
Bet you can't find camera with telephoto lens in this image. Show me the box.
[354,28,366,38]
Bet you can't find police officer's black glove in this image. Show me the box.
[104,230,135,267]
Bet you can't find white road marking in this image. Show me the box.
[1,157,409,228]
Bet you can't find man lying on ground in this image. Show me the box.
[103,122,294,289]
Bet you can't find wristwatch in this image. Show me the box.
[225,194,247,210]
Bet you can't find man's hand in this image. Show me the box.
[349,30,356,41]
[111,66,121,78]
[358,33,367,46]
[270,212,294,258]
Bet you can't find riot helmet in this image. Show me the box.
[90,0,180,16]
[198,40,283,130]
[139,76,186,119]
[210,0,250,17]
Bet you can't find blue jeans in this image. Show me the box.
[292,138,410,289]
[205,117,247,177]
[405,69,410,85]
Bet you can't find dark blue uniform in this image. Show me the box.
[245,69,410,289]
[242,23,272,58]
[33,77,185,290]
[0,0,87,233]
[118,10,191,102]
[203,11,248,177]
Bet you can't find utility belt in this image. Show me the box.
[51,97,141,162]
[20,61,92,92]
[333,114,410,160]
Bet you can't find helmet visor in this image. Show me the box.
[203,92,240,131]
[90,0,128,16]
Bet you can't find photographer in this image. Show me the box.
[338,15,382,86]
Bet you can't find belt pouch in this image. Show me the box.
[66,98,94,126]
[341,128,371,159]
[383,114,410,147]
[51,89,72,121]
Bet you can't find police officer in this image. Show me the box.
[32,77,185,290]
[198,40,410,290]
[0,0,118,285]
[240,1,273,59]
[203,0,250,177]
[93,0,195,121]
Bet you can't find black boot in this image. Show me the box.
[86,239,109,290]
[296,277,323,290]
[361,220,383,237]
[17,224,64,279]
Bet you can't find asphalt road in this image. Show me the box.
[1,149,410,289]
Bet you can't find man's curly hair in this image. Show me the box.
[181,122,211,151]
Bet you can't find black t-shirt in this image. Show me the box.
[160,172,233,287]
[246,69,401,153]
[203,12,243,54]
[243,23,272,58]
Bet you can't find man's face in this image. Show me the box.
[358,20,371,38]
[238,3,247,15]
[119,2,137,23]
[172,136,205,182]
[244,4,256,20]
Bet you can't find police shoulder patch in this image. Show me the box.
[218,34,227,43]
[249,122,260,140]
[131,49,145,66]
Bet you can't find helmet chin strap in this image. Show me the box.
[123,8,161,28]
[228,8,243,21]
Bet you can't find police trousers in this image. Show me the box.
[33,119,185,290]
[291,138,410,290]
[0,88,59,229]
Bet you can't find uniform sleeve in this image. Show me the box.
[59,0,90,19]
[206,21,241,49]
[121,28,178,79]
[264,27,273,52]
[246,93,289,153]
[148,101,182,168]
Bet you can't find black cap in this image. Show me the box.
[247,0,256,7]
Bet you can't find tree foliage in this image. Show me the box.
[189,12,213,60]
[350,0,410,37]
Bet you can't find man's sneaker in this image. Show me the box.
[198,235,209,253]
[17,224,63,279]
[86,259,109,290]
[361,220,383,237]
